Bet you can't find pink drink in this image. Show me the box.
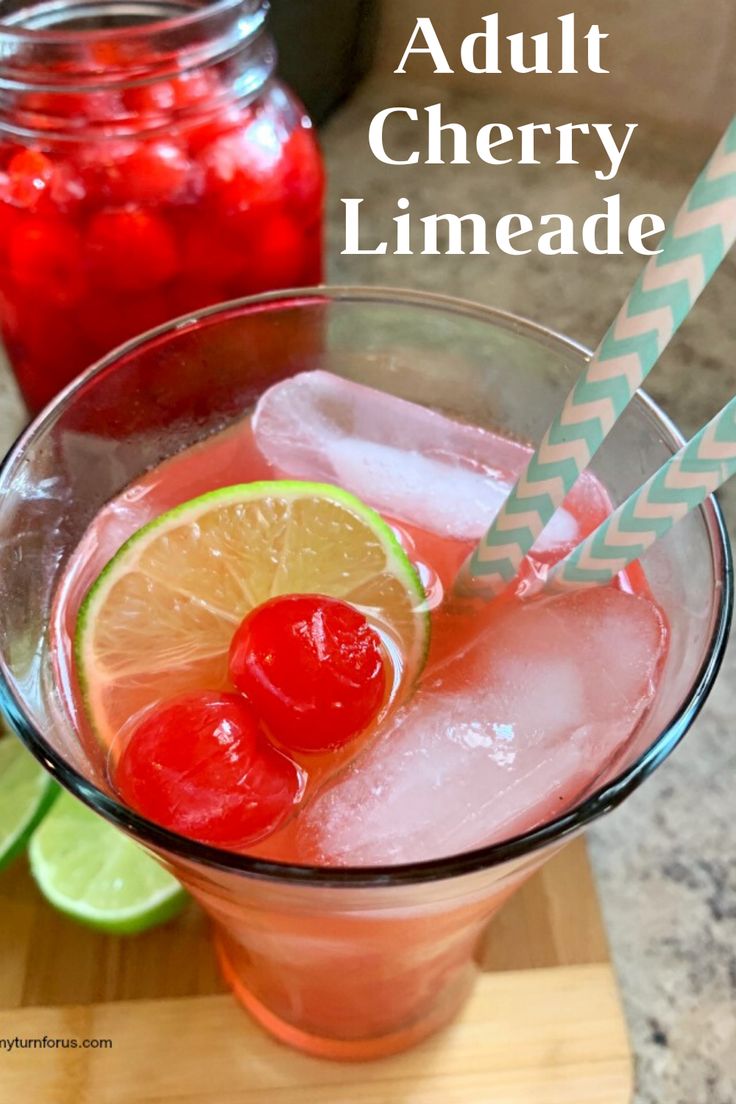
[53,372,668,1056]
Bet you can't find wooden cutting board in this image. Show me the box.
[0,838,632,1103]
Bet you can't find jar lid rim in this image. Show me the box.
[0,0,257,43]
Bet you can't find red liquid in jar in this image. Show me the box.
[0,63,324,412]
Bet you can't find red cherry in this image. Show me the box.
[20,89,87,123]
[122,81,177,117]
[122,72,218,120]
[73,140,138,205]
[114,691,302,848]
[8,218,87,307]
[106,142,195,206]
[170,70,220,108]
[5,149,54,209]
[86,208,179,291]
[45,160,86,214]
[229,595,386,755]
[238,213,307,293]
[25,85,122,125]
[200,128,283,224]
[185,107,248,156]
[8,148,54,182]
[1,151,85,216]
[78,90,125,124]
[89,39,130,69]
[181,222,248,285]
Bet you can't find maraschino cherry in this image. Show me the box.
[114,691,301,848]
[229,594,386,755]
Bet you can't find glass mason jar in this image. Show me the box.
[0,0,325,413]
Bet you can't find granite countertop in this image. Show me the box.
[1,78,734,1104]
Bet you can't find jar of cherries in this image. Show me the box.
[0,0,325,412]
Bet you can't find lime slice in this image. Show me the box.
[29,791,187,935]
[0,732,58,872]
[76,481,428,748]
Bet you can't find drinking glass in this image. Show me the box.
[0,288,730,1060]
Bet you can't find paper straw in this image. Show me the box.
[547,395,736,590]
[458,115,736,599]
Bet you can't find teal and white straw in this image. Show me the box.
[548,396,736,590]
[459,115,736,599]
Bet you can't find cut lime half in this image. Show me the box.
[0,732,58,872]
[29,791,187,935]
[75,481,429,748]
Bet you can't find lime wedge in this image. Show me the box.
[75,481,428,748]
[29,791,187,935]
[0,731,58,872]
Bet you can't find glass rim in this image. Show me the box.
[0,0,253,43]
[0,284,732,888]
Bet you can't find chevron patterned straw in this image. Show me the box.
[547,395,736,590]
[458,115,736,599]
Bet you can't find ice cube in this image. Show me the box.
[324,437,513,541]
[252,371,603,548]
[294,587,666,866]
